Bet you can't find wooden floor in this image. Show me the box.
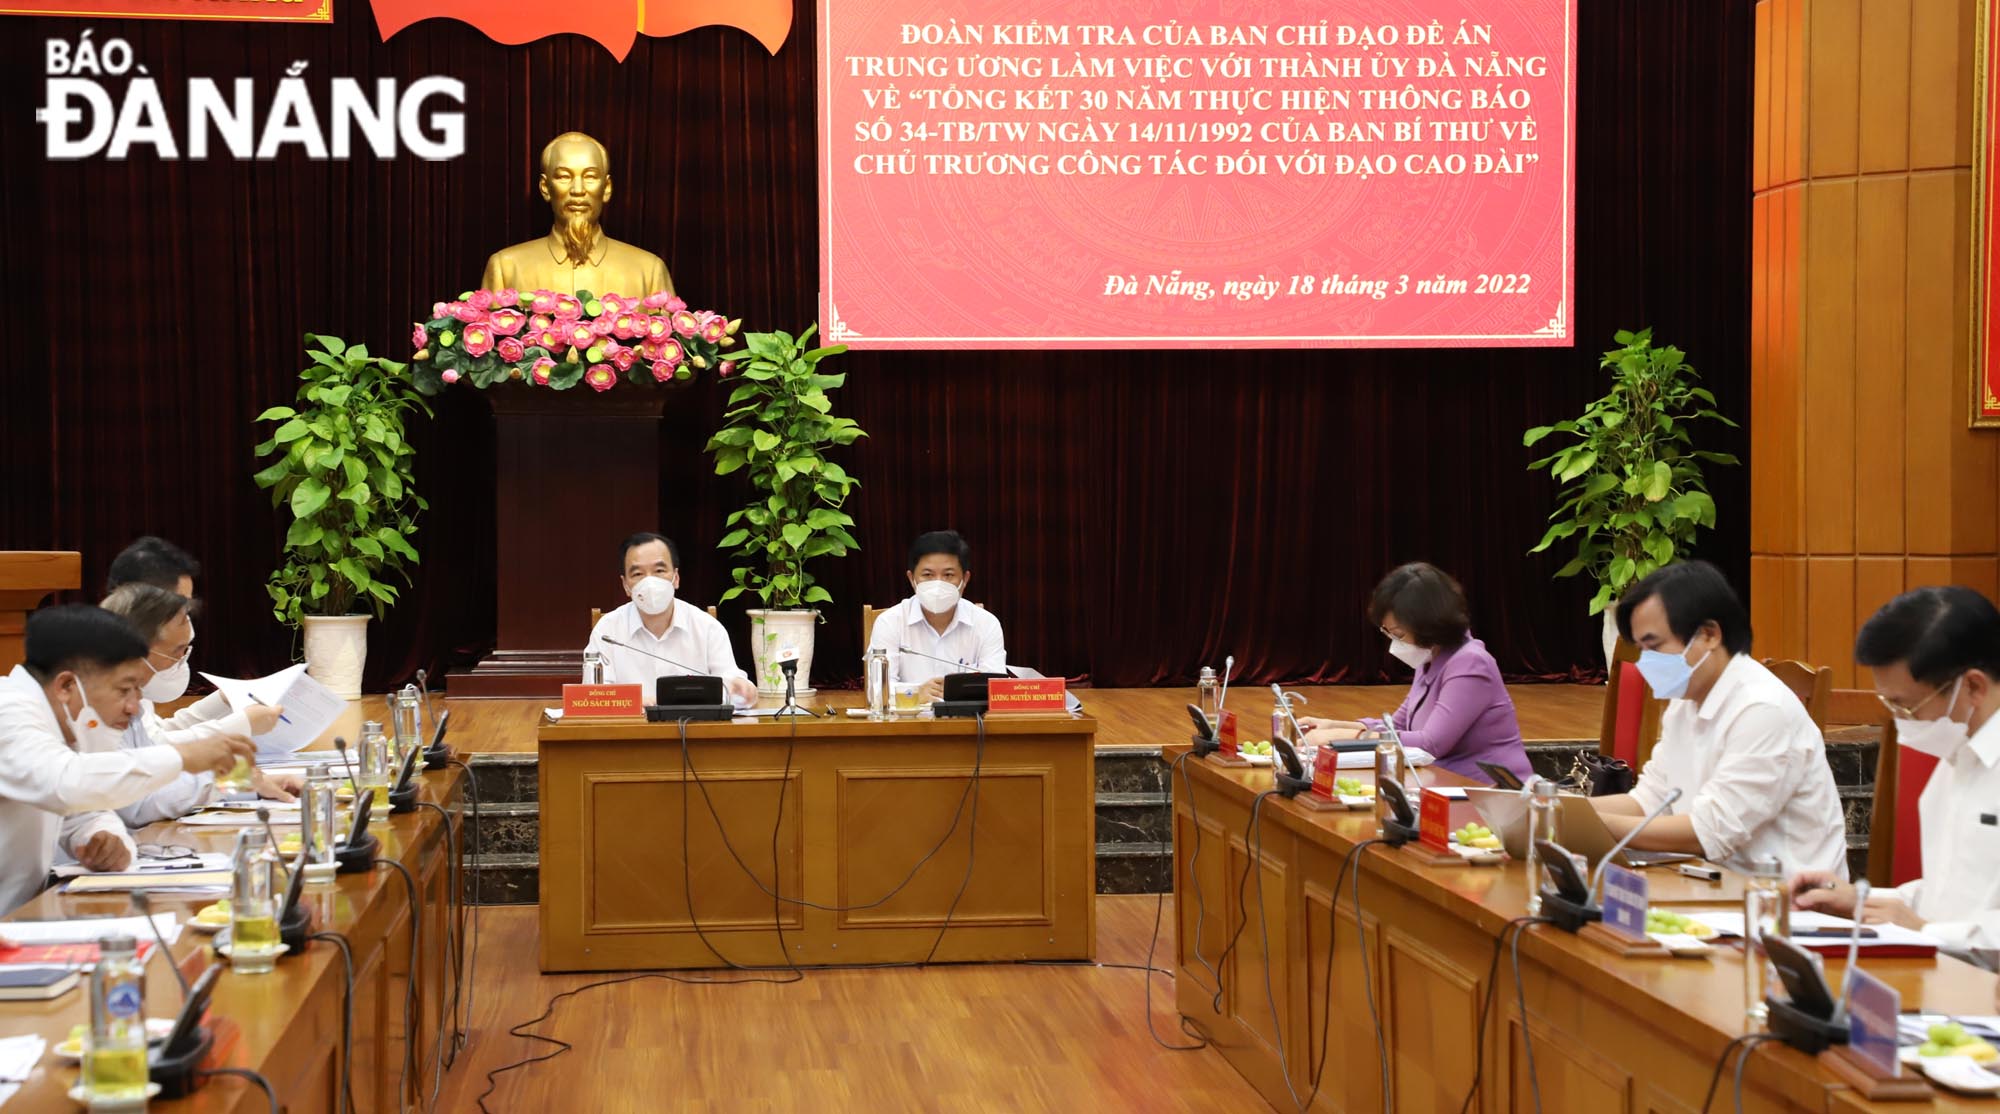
[433,895,1264,1112]
[359,684,1603,755]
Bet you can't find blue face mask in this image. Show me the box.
[1635,643,1713,700]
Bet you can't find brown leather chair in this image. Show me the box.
[861,604,887,650]
[1599,637,1667,769]
[1762,658,1834,730]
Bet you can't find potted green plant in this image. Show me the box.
[253,334,430,697]
[705,325,865,693]
[1524,328,1739,665]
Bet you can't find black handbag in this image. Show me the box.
[1566,751,1635,797]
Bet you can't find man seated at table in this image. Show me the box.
[585,532,755,706]
[1792,586,2000,955]
[1589,561,1848,877]
[0,605,253,914]
[866,530,1006,703]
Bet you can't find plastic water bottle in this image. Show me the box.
[84,934,148,1104]
[1374,730,1407,836]
[1196,667,1219,727]
[302,767,341,877]
[1524,779,1558,915]
[392,684,423,758]
[1744,856,1790,1024]
[229,827,282,974]
[359,721,391,809]
[582,651,605,685]
[865,649,891,719]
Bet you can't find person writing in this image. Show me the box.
[1299,563,1533,783]
[0,605,254,913]
[1791,587,2000,953]
[586,532,755,705]
[1588,562,1847,875]
[866,531,1006,703]
[98,584,300,826]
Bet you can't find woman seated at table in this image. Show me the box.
[1299,563,1534,785]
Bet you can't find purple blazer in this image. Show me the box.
[1363,636,1532,784]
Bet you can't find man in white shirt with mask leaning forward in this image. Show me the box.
[867,530,1007,703]
[585,532,756,706]
[0,605,253,914]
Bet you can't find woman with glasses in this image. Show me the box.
[96,584,300,826]
[1297,562,1534,785]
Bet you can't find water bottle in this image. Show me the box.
[392,684,423,758]
[1373,728,1408,836]
[1744,856,1790,1024]
[865,648,891,719]
[229,827,281,974]
[1524,779,1558,916]
[359,721,391,809]
[301,767,341,879]
[1196,667,1219,727]
[582,651,605,685]
[84,934,148,1104]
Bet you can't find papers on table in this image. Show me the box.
[64,870,232,895]
[199,664,345,755]
[1328,747,1438,770]
[176,807,300,827]
[0,1034,46,1105]
[543,707,564,722]
[53,852,231,879]
[1901,1014,2000,1045]
[1688,910,1942,953]
[0,914,180,948]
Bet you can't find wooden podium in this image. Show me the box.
[0,552,81,674]
[448,385,677,697]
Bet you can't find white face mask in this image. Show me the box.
[1387,637,1433,671]
[142,656,190,703]
[63,685,125,753]
[1895,676,1972,761]
[914,580,961,615]
[631,575,676,617]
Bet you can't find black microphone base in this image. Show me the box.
[279,904,311,955]
[1767,997,1848,1054]
[423,744,451,770]
[1275,772,1313,798]
[388,784,419,814]
[1190,732,1221,758]
[932,700,987,718]
[335,833,379,875]
[148,1026,213,1100]
[1380,819,1420,847]
[1538,889,1603,933]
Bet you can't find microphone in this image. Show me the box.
[599,636,705,676]
[255,805,284,856]
[1837,879,1872,1017]
[1586,787,1686,903]
[414,668,434,730]
[129,891,190,1000]
[895,645,1014,676]
[1218,654,1235,713]
[333,736,361,800]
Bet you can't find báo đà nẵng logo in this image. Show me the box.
[368,0,791,61]
[36,33,465,160]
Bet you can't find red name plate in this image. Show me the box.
[987,677,1067,713]
[562,683,644,717]
[1217,709,1239,755]
[1311,747,1339,798]
[1420,791,1454,851]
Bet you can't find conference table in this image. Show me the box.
[0,703,463,1114]
[537,695,1098,972]
[1168,745,2000,1113]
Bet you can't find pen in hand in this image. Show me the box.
[248,694,291,725]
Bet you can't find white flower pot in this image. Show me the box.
[302,614,369,699]
[1602,606,1620,675]
[747,609,818,695]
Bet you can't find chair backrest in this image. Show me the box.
[1762,658,1834,730]
[861,604,887,651]
[1863,706,1928,888]
[1599,637,1666,769]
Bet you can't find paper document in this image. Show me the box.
[64,870,233,894]
[199,664,346,754]
[54,852,231,879]
[544,707,564,721]
[0,1034,46,1085]
[1689,910,1941,950]
[0,914,179,947]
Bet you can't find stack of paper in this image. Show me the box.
[1688,910,1942,956]
[1,914,180,948]
[0,1033,47,1106]
[198,664,346,756]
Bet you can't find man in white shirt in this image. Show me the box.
[585,532,755,705]
[866,530,1007,702]
[1791,587,2000,955]
[0,605,253,913]
[1590,562,1848,877]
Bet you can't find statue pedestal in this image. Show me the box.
[449,383,675,697]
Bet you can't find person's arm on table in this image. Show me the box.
[1657,705,1799,863]
[1360,674,1489,763]
[0,716,248,814]
[60,810,134,872]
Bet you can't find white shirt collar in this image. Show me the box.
[905,598,964,637]
[625,599,693,640]
[1693,653,1751,721]
[1967,705,2000,767]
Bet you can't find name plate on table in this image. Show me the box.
[1419,791,1453,851]
[1846,967,1901,1077]
[1311,746,1339,799]
[1217,710,1239,755]
[986,677,1067,713]
[1600,863,1649,942]
[562,683,644,718]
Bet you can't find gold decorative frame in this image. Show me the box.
[1972,0,2000,425]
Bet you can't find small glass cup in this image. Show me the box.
[892,681,924,714]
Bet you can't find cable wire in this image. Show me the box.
[1354,841,1392,1114]
[1455,916,1544,1114]
[448,758,483,1056]
[199,1067,277,1114]
[310,930,358,1114]
[1511,918,1543,1114]
[375,857,423,1106]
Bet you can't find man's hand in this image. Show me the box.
[1860,894,1926,931]
[727,677,758,706]
[251,768,303,803]
[76,831,132,872]
[244,703,286,735]
[1789,870,1856,916]
[173,734,257,776]
[1297,717,1366,732]
[1304,726,1363,745]
[920,677,946,703]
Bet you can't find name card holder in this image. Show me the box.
[1209,710,1252,766]
[1295,745,1347,811]
[1578,863,1670,956]
[1403,790,1471,867]
[986,677,1068,714]
[1821,970,1932,1101]
[562,683,645,719]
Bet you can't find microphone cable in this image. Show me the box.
[676,719,803,982]
[415,798,467,1098]
[198,1067,277,1114]
[1211,789,1278,1012]
[310,930,359,1114]
[1699,1032,1781,1113]
[447,758,483,1058]
[1455,915,1546,1114]
[375,858,423,1106]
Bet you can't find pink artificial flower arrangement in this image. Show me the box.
[414,288,741,396]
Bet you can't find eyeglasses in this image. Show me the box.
[147,643,193,670]
[1876,675,1962,721]
[137,843,197,861]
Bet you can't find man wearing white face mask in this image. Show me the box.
[585,532,755,705]
[1790,587,2000,953]
[0,605,254,913]
[1589,561,1848,877]
[866,531,1007,703]
[99,585,300,826]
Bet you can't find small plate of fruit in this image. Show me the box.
[1332,777,1374,809]
[1450,822,1505,864]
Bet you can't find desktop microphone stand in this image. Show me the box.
[772,660,816,719]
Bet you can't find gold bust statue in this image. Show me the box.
[481,131,673,298]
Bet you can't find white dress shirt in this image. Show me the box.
[0,665,186,914]
[586,601,747,691]
[1894,710,2000,951]
[1630,654,1849,878]
[866,598,1007,683]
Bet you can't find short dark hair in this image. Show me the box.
[1615,560,1753,654]
[105,536,200,594]
[99,583,191,642]
[907,530,971,572]
[618,532,680,572]
[1854,586,2000,687]
[1367,563,1471,649]
[24,604,150,683]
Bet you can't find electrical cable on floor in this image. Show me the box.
[1138,751,1210,1052]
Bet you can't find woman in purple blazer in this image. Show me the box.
[1301,563,1534,785]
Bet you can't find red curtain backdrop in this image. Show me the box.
[0,1,1751,691]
